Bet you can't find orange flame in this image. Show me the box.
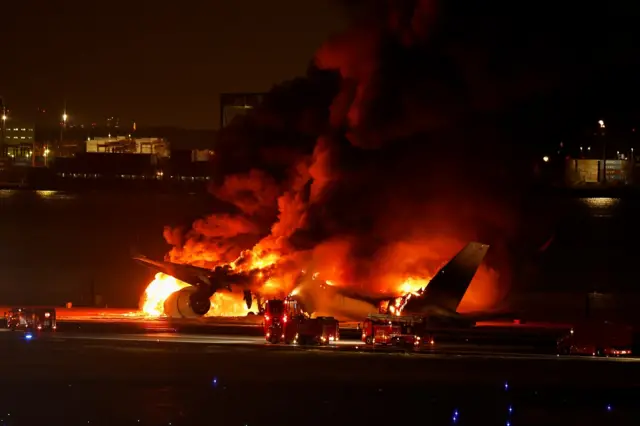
[388,276,430,315]
[141,273,189,316]
[140,272,260,317]
[208,292,258,317]
[141,229,501,318]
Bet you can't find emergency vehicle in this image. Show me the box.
[557,320,633,357]
[4,307,56,331]
[5,308,32,330]
[33,308,57,331]
[361,314,434,348]
[264,298,339,345]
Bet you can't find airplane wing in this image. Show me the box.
[133,255,256,309]
[133,255,223,292]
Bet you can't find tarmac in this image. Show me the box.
[0,329,638,425]
[1,307,638,424]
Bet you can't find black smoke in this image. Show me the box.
[170,0,640,305]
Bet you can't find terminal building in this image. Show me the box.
[565,158,635,186]
[85,136,169,157]
[2,123,35,159]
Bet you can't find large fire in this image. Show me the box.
[140,272,258,317]
[140,256,497,318]
[141,273,189,316]
[139,1,513,318]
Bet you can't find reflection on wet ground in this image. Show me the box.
[579,196,620,217]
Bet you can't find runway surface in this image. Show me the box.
[5,329,635,363]
[0,329,638,425]
[0,305,574,329]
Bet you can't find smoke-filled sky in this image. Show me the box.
[160,0,640,311]
[3,0,640,132]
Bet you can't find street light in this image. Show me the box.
[1,110,5,159]
[600,119,607,183]
[543,156,549,163]
[60,110,68,155]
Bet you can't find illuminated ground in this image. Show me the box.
[34,331,640,361]
[0,331,637,425]
[0,306,266,324]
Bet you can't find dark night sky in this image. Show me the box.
[0,0,346,129]
[3,1,640,136]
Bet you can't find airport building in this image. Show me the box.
[2,123,35,159]
[86,136,169,157]
[565,158,633,185]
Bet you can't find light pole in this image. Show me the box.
[60,110,68,156]
[1,109,6,159]
[599,120,606,183]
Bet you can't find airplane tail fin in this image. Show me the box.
[415,242,490,313]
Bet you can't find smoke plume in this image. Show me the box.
[162,0,564,313]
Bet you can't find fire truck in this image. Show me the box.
[5,308,32,330]
[263,298,339,345]
[33,308,57,331]
[557,321,633,357]
[4,308,56,331]
[361,314,434,349]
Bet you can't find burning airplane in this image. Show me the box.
[133,1,546,320]
[135,241,498,324]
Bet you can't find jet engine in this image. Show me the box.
[163,287,212,318]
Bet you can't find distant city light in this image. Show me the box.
[588,146,591,151]
[599,120,605,129]
[543,156,549,162]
